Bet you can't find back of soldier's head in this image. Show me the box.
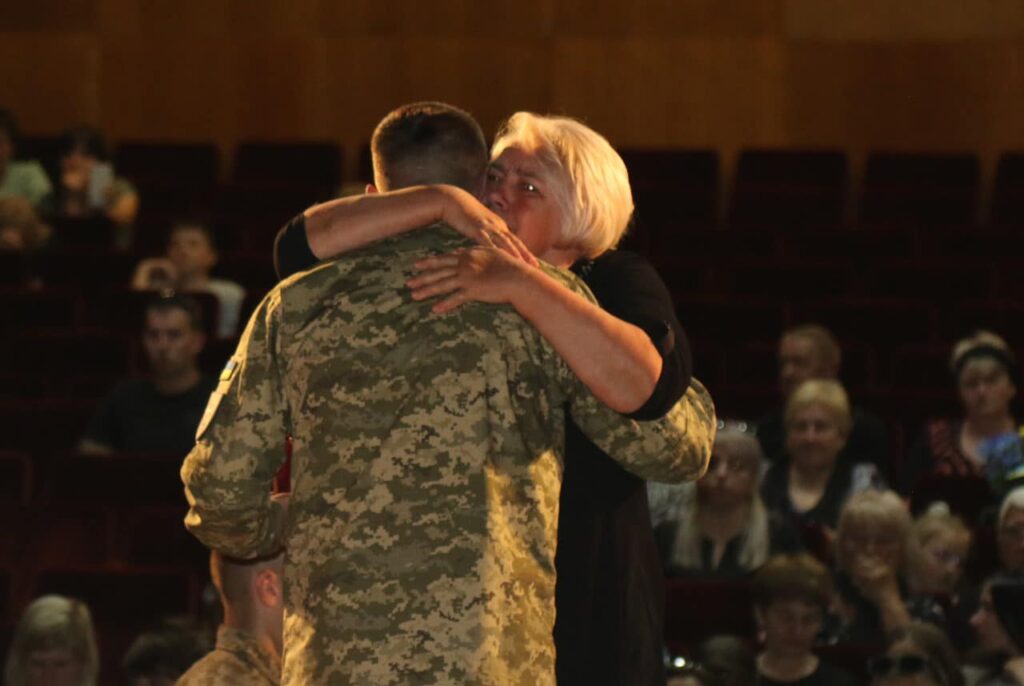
[370,102,488,193]
[209,550,283,615]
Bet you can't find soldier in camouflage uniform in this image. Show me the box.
[182,103,715,685]
[176,550,283,685]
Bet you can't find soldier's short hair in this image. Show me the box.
[145,293,205,333]
[370,102,488,193]
[210,549,284,608]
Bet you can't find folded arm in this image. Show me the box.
[181,292,289,559]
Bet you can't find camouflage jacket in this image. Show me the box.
[176,626,279,685]
[182,225,715,685]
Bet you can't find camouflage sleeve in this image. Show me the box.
[181,290,289,559]
[567,377,715,484]
[536,262,715,484]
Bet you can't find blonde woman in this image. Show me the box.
[652,422,798,577]
[905,503,972,598]
[761,379,882,533]
[4,595,99,686]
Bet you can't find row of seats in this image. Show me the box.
[18,139,1024,232]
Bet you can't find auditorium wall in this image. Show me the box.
[2,0,1023,185]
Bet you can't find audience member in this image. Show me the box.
[761,379,883,535]
[868,622,965,686]
[3,595,99,686]
[651,421,798,577]
[753,553,857,686]
[0,195,51,253]
[54,125,138,247]
[176,550,284,685]
[0,108,53,210]
[968,575,1024,686]
[120,619,211,686]
[756,324,890,471]
[833,490,940,643]
[906,331,1022,496]
[906,503,973,597]
[998,488,1024,575]
[132,221,246,338]
[78,294,215,457]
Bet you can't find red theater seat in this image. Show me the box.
[793,298,935,346]
[673,295,788,345]
[860,152,979,227]
[114,141,220,189]
[46,454,186,508]
[663,577,755,654]
[730,149,848,228]
[992,152,1024,228]
[232,140,342,191]
[1,287,80,330]
[865,258,993,302]
[909,474,995,527]
[0,450,31,505]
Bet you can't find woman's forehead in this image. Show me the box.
[960,356,1007,378]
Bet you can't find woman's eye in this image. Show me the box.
[523,182,538,192]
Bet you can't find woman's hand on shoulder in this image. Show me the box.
[435,185,537,266]
[408,247,535,314]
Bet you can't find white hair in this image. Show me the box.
[491,112,634,259]
[4,595,99,686]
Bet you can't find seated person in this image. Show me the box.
[868,622,965,686]
[832,490,948,645]
[121,619,211,686]
[54,125,138,247]
[968,575,1024,686]
[753,553,857,686]
[999,488,1024,576]
[904,503,975,650]
[3,594,99,686]
[78,294,215,457]
[756,324,890,473]
[761,379,883,535]
[177,549,284,685]
[906,331,1021,496]
[651,421,799,577]
[0,108,52,210]
[132,221,245,338]
[0,195,51,253]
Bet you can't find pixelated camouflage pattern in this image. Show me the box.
[175,626,279,686]
[182,224,715,685]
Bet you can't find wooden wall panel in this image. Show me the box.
[552,38,787,149]
[3,0,1024,174]
[554,0,781,36]
[0,33,100,131]
[99,38,235,142]
[785,0,1024,40]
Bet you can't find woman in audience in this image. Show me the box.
[868,621,965,686]
[968,575,1024,685]
[0,108,52,211]
[3,594,99,686]
[833,489,921,643]
[905,503,972,599]
[998,488,1024,576]
[907,331,1021,495]
[753,552,857,686]
[54,125,139,247]
[905,502,977,650]
[652,421,798,577]
[666,635,756,686]
[761,379,882,535]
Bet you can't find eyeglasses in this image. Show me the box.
[867,655,946,686]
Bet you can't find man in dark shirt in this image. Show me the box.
[756,323,890,474]
[79,294,215,456]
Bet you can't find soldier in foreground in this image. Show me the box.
[181,102,714,685]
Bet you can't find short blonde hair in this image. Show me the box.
[4,595,99,686]
[491,112,634,258]
[906,502,971,576]
[1000,486,1024,528]
[784,379,853,437]
[836,489,911,570]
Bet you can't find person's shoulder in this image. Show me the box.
[206,278,245,298]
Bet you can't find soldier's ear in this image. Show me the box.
[365,184,378,194]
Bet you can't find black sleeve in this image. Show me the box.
[902,425,936,495]
[576,251,693,421]
[273,213,318,281]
